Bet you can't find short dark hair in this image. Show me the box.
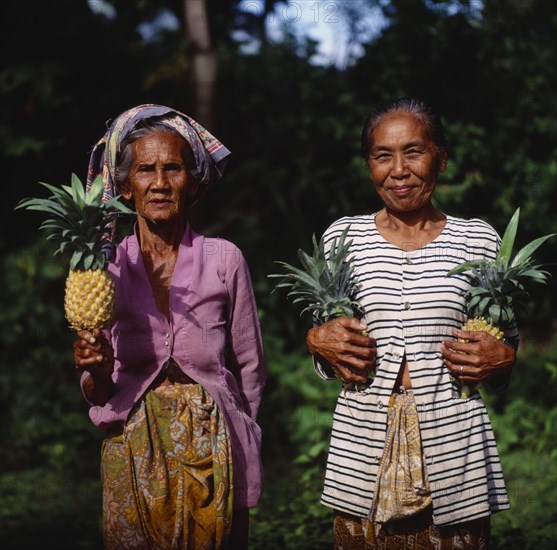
[360,98,448,159]
[114,117,199,193]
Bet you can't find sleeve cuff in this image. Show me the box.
[312,356,337,381]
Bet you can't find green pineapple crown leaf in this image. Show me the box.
[447,207,556,326]
[269,226,364,323]
[15,174,134,271]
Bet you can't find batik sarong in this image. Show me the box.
[372,390,431,524]
[333,390,489,549]
[333,508,490,549]
[101,382,233,549]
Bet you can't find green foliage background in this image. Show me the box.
[1,0,556,548]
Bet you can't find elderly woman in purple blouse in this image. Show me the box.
[73,104,266,549]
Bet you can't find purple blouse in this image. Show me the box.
[81,225,267,508]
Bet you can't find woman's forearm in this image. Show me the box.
[82,371,115,406]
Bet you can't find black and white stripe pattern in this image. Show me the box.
[316,214,514,526]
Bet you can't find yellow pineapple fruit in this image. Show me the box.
[460,317,503,342]
[64,269,115,330]
[448,208,555,397]
[16,174,133,330]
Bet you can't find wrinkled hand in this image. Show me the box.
[306,317,376,384]
[440,328,516,384]
[74,329,114,380]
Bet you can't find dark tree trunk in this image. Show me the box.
[183,0,217,129]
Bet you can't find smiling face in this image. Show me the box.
[121,131,198,226]
[367,112,447,214]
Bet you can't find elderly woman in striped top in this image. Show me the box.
[306,98,517,549]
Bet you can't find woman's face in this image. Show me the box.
[367,112,447,213]
[122,131,198,225]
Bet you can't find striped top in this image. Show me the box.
[315,213,517,526]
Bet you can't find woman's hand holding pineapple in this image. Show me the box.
[441,328,516,387]
[306,317,377,384]
[270,228,377,386]
[74,329,115,405]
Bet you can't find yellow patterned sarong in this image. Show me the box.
[101,382,233,550]
[372,389,431,525]
[333,389,490,549]
[334,508,490,550]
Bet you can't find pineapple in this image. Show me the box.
[16,174,133,330]
[448,208,555,397]
[269,226,364,323]
[269,226,371,388]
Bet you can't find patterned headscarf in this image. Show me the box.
[86,104,231,202]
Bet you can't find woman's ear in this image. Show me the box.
[438,151,448,173]
[120,183,133,201]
